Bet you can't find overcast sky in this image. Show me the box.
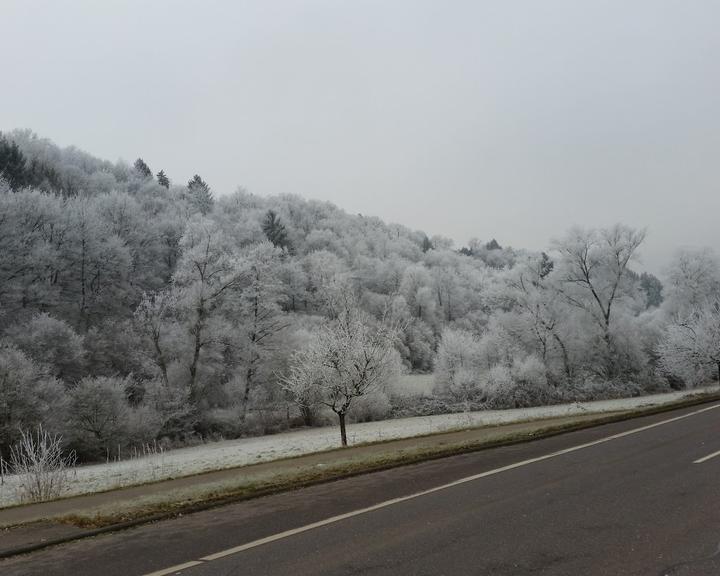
[3,0,719,273]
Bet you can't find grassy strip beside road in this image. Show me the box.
[56,390,720,527]
[1,389,718,561]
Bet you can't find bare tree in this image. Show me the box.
[664,248,720,315]
[173,219,245,400]
[504,254,573,383]
[552,225,645,376]
[235,242,289,421]
[283,292,401,446]
[134,290,177,387]
[658,300,720,387]
[8,426,76,503]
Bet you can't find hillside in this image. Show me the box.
[1,129,717,463]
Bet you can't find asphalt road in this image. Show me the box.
[2,401,720,576]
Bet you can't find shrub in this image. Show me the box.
[7,426,76,503]
[67,375,131,459]
[348,390,392,422]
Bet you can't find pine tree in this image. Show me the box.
[0,135,28,190]
[261,210,290,250]
[539,252,554,279]
[134,158,152,179]
[156,170,170,188]
[639,272,664,309]
[187,174,213,215]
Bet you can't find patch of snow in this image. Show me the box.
[0,387,714,507]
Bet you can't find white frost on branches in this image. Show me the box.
[657,300,720,387]
[283,289,402,446]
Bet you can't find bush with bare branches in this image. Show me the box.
[7,426,77,503]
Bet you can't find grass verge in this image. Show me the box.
[58,390,720,529]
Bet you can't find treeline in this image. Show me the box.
[0,130,718,460]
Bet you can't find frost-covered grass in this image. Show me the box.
[389,374,435,397]
[0,387,714,508]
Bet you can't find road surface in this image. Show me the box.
[2,401,720,576]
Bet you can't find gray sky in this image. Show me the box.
[3,0,719,273]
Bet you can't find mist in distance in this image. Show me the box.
[2,0,719,272]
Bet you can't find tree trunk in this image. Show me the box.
[189,331,201,399]
[241,363,254,421]
[552,333,572,382]
[300,404,314,427]
[80,236,87,328]
[338,412,348,447]
[153,334,169,387]
[717,362,720,385]
[189,311,204,403]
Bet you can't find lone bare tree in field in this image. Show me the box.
[283,291,400,446]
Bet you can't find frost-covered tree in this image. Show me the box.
[552,225,645,377]
[283,290,401,446]
[133,158,152,179]
[5,313,85,381]
[187,174,214,215]
[658,300,720,387]
[173,218,245,400]
[233,242,288,420]
[434,328,484,402]
[68,376,131,458]
[60,198,132,329]
[502,254,574,384]
[134,290,178,386]
[664,248,720,315]
[0,345,67,453]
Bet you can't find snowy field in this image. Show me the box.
[0,387,714,508]
[389,373,435,397]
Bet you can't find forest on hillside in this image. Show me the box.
[1,130,719,460]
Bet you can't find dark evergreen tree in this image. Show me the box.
[187,174,214,215]
[421,235,433,253]
[0,135,28,189]
[639,272,664,309]
[134,158,153,179]
[262,210,291,250]
[539,252,554,279]
[156,170,170,188]
[485,238,501,251]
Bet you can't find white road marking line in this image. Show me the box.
[142,402,720,575]
[693,448,720,464]
[142,560,205,576]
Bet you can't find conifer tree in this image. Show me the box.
[156,170,170,188]
[133,158,152,179]
[187,174,213,215]
[0,135,28,189]
[262,210,290,250]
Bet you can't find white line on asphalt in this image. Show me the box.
[142,402,720,575]
[142,560,205,576]
[693,448,720,464]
